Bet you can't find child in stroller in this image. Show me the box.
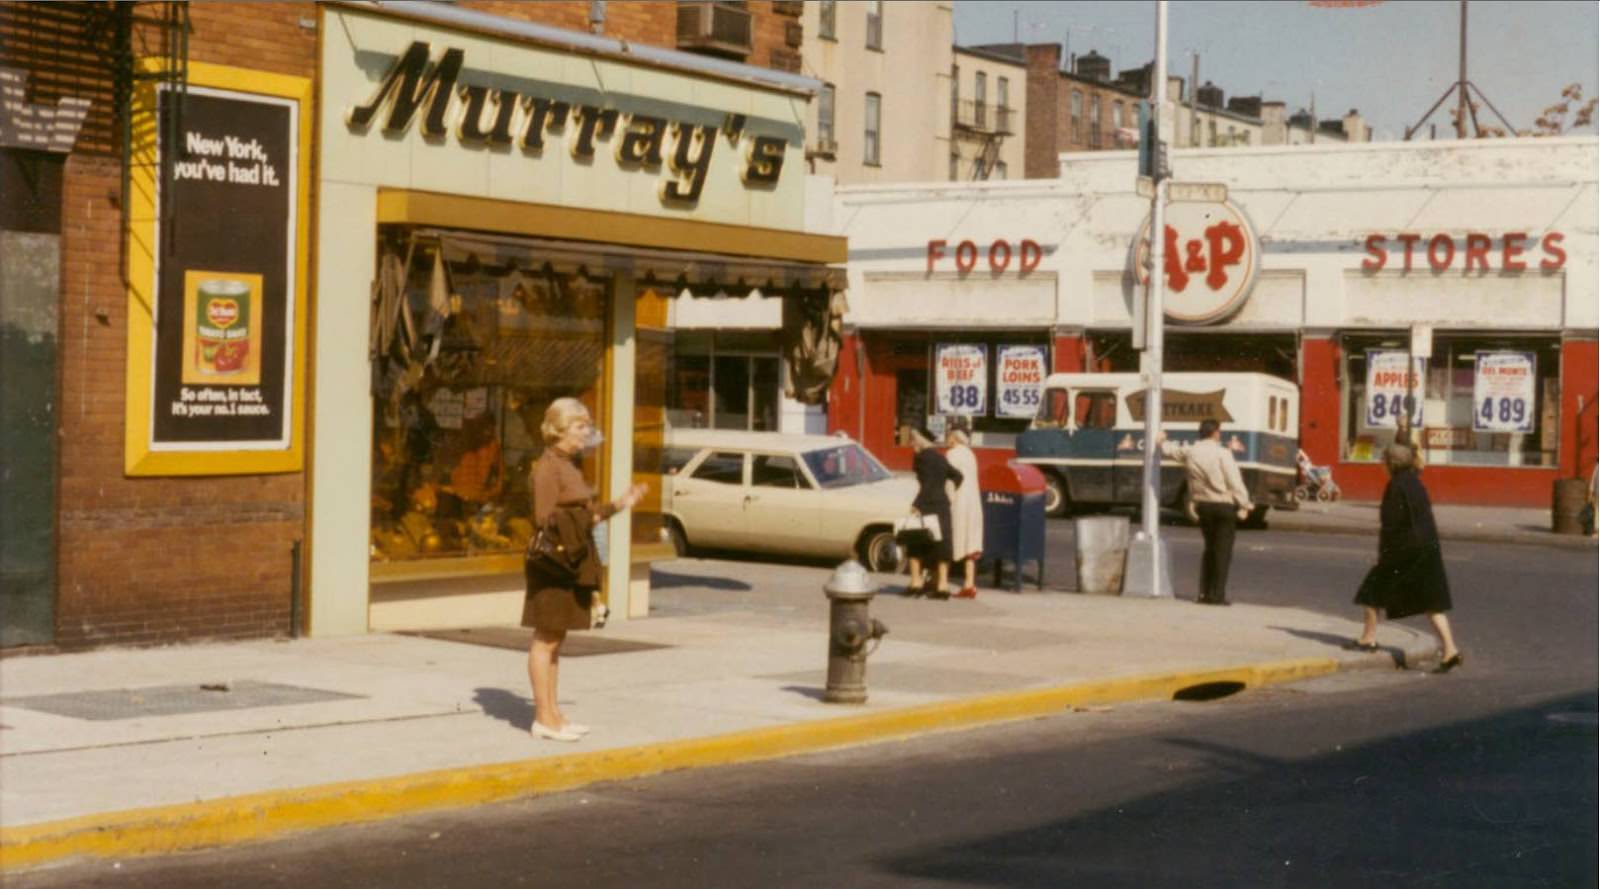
[1295,449,1341,502]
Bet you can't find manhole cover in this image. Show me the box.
[2,680,361,721]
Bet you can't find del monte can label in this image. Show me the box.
[196,278,252,375]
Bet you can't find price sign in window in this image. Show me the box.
[935,343,989,416]
[1363,349,1425,429]
[995,345,1047,419]
[1472,351,1537,434]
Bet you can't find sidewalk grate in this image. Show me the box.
[0,681,363,721]
[401,626,672,657]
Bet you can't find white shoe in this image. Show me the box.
[532,722,582,742]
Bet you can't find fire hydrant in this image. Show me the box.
[824,560,888,703]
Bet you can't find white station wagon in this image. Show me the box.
[661,430,919,572]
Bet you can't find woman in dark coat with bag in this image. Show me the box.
[904,425,962,599]
[1348,443,1463,673]
[525,398,646,742]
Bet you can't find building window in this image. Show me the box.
[865,0,882,50]
[818,82,835,145]
[1338,333,1560,468]
[997,76,1010,131]
[1089,94,1101,147]
[864,91,881,165]
[1208,119,1217,146]
[1112,101,1123,130]
[951,63,959,129]
[994,160,1007,179]
[667,331,781,432]
[1070,90,1083,142]
[974,71,987,127]
[950,151,961,180]
[818,0,836,40]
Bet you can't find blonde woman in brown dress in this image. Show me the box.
[526,398,646,742]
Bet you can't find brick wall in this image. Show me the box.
[1023,45,1060,179]
[14,1,805,650]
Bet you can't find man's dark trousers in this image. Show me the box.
[1194,502,1238,604]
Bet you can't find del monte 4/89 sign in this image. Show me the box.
[1131,199,1261,325]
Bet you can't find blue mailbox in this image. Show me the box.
[980,461,1048,591]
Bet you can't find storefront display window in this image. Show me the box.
[1340,333,1560,467]
[369,234,608,562]
[893,335,1050,444]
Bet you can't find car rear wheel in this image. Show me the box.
[860,528,905,574]
[1043,471,1071,518]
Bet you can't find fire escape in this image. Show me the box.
[952,97,1011,180]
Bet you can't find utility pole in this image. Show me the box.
[1456,0,1468,138]
[1127,0,1171,599]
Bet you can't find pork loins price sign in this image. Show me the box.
[995,345,1047,419]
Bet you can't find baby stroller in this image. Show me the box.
[1295,449,1341,502]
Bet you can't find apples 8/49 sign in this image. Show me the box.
[1473,351,1536,433]
[1364,350,1425,429]
[935,344,988,416]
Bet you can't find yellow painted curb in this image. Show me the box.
[0,657,1338,872]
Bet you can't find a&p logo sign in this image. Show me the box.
[1132,199,1261,325]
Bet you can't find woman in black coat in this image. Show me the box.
[905,425,962,599]
[1348,443,1464,672]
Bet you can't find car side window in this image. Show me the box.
[1074,392,1116,430]
[690,451,745,485]
[752,454,809,489]
[663,447,701,476]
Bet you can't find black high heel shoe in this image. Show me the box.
[1432,653,1464,674]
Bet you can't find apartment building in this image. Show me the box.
[950,45,1027,180]
[800,0,953,183]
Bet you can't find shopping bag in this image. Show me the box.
[893,512,942,545]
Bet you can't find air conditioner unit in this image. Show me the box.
[677,2,753,57]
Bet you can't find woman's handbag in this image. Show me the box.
[893,512,942,546]
[525,523,581,584]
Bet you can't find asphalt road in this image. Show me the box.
[12,529,1596,889]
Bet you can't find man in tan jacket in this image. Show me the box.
[1159,419,1252,606]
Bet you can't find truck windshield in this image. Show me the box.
[802,444,892,489]
[1034,387,1071,428]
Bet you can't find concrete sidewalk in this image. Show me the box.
[0,557,1446,872]
[1259,500,1593,549]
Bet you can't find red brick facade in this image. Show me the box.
[1021,43,1141,179]
[2,0,803,651]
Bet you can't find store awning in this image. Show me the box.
[427,229,845,297]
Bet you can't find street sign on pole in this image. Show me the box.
[1139,179,1228,203]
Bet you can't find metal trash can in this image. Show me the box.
[1073,516,1130,595]
[1552,478,1587,535]
[980,461,1047,591]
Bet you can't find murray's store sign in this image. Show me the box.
[346,42,788,206]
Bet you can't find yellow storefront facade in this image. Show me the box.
[309,4,843,635]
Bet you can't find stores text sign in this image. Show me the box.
[1361,232,1566,273]
[935,344,988,416]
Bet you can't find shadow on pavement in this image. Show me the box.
[1270,625,1410,668]
[650,568,756,591]
[876,691,1599,888]
[473,687,533,732]
[781,685,827,702]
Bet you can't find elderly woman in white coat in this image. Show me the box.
[944,425,984,599]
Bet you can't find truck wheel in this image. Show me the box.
[1043,472,1071,518]
[1241,505,1270,530]
[860,528,905,573]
